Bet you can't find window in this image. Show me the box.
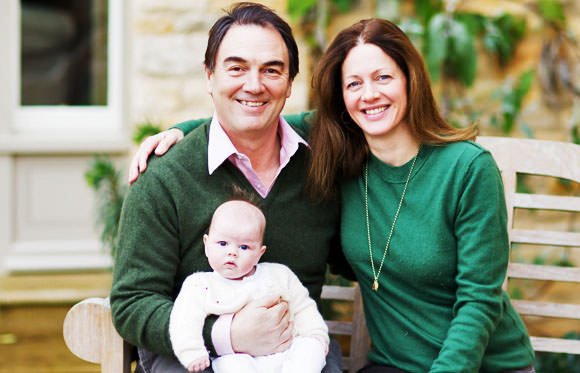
[11,0,124,133]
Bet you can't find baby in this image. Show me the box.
[169,198,329,373]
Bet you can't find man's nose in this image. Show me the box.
[244,70,264,93]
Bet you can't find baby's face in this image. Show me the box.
[204,203,266,279]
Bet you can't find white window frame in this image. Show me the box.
[8,0,125,135]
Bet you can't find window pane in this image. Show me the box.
[20,0,108,106]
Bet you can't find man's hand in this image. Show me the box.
[230,295,293,356]
[128,128,184,184]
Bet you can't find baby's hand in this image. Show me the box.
[187,356,210,372]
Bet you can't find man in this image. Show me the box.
[111,3,346,372]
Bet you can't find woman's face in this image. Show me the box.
[341,43,408,141]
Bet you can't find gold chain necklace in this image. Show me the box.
[364,148,420,291]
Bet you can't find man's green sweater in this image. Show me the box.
[110,120,342,356]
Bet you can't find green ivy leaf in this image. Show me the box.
[537,0,566,27]
[447,19,477,86]
[572,124,580,144]
[287,0,317,21]
[426,13,449,82]
[514,69,535,100]
[491,14,526,65]
[132,121,163,145]
[414,0,443,26]
[331,0,355,13]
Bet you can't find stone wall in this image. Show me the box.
[130,0,308,128]
[129,0,580,142]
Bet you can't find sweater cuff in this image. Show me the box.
[211,313,235,356]
[202,314,218,356]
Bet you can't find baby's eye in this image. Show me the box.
[217,241,228,247]
[239,244,250,250]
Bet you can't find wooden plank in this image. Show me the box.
[325,320,353,335]
[512,300,580,319]
[62,297,131,373]
[513,193,580,212]
[510,229,580,247]
[530,337,580,355]
[321,285,356,301]
[508,263,580,282]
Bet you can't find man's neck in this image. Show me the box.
[229,127,281,186]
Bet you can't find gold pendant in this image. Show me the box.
[372,279,379,291]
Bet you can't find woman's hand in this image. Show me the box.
[128,128,184,184]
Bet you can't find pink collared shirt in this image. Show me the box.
[207,114,308,198]
[207,114,308,354]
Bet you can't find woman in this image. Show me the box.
[306,19,534,373]
[130,18,534,373]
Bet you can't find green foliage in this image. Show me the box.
[426,13,479,85]
[132,121,163,145]
[287,0,355,21]
[482,14,526,66]
[417,3,525,87]
[537,0,566,28]
[414,0,442,26]
[287,0,317,20]
[332,0,355,13]
[535,332,580,373]
[491,69,535,134]
[85,156,126,259]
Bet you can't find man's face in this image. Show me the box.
[206,24,292,139]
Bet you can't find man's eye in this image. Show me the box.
[265,68,280,75]
[239,245,250,250]
[217,241,228,247]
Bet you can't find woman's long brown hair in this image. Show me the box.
[307,18,478,200]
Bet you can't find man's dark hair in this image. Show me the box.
[204,2,299,80]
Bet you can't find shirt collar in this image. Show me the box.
[207,113,308,175]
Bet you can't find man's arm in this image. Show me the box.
[110,165,181,355]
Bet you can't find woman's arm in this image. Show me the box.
[430,152,508,372]
[128,118,208,183]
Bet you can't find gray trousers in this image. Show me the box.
[136,338,343,373]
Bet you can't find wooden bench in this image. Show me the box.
[63,284,370,373]
[63,136,580,371]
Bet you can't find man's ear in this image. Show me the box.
[205,67,213,95]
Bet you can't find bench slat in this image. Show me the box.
[531,337,580,355]
[512,300,580,319]
[508,263,580,282]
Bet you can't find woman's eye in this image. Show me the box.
[346,81,360,89]
[378,74,392,81]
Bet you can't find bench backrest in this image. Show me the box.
[63,136,580,372]
[477,136,580,355]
